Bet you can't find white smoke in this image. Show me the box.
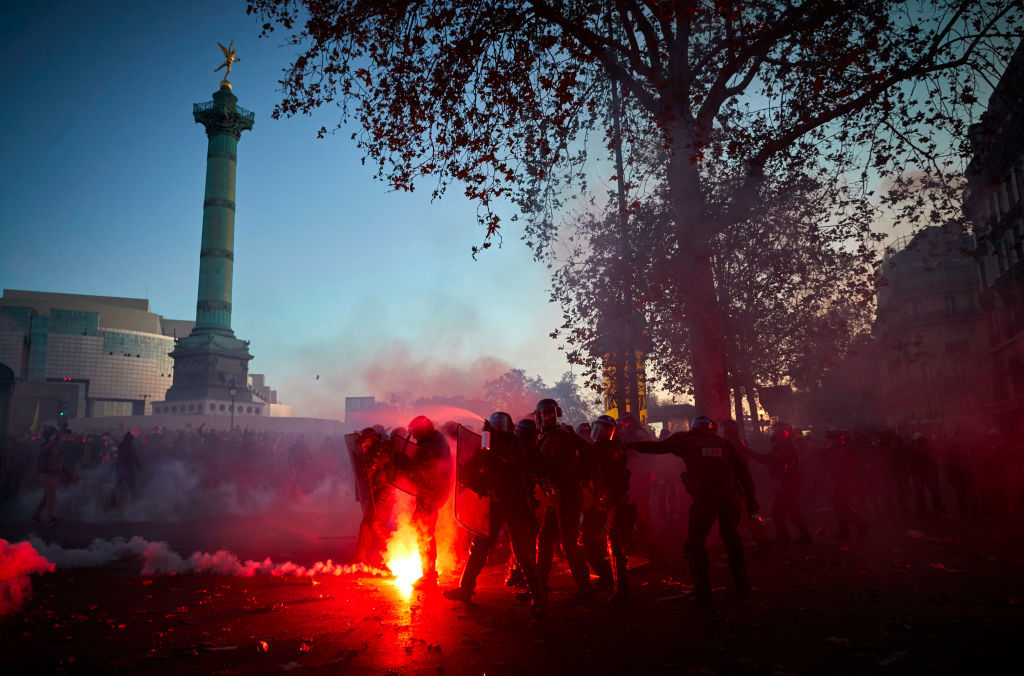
[25,535,387,578]
[4,439,362,524]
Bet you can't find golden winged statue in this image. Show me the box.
[214,40,240,79]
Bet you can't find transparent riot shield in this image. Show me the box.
[388,434,421,497]
[455,424,491,537]
[345,432,373,510]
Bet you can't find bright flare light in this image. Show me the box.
[384,521,422,598]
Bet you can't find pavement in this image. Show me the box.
[2,512,1023,674]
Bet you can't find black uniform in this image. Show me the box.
[580,437,632,598]
[395,427,452,583]
[353,436,397,568]
[752,434,811,545]
[633,430,756,602]
[535,424,593,600]
[449,429,544,603]
[827,433,869,540]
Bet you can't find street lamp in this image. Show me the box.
[228,382,239,430]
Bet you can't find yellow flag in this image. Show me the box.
[29,401,40,433]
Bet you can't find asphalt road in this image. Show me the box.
[3,512,1023,675]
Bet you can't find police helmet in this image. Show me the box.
[515,418,538,439]
[408,416,434,439]
[592,415,616,442]
[719,418,739,435]
[575,422,592,439]
[691,416,717,434]
[358,427,381,449]
[487,411,515,434]
[534,398,562,429]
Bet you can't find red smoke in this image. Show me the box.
[0,539,55,616]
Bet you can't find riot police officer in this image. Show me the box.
[631,416,757,604]
[720,418,772,554]
[394,415,452,589]
[752,422,812,546]
[580,414,632,603]
[505,417,542,591]
[827,430,870,541]
[352,427,397,568]
[534,398,594,604]
[443,412,545,607]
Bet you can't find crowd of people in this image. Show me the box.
[4,404,1023,608]
[0,425,354,522]
[350,401,763,607]
[349,401,1024,608]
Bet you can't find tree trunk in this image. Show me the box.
[733,384,746,438]
[665,124,731,423]
[745,381,760,440]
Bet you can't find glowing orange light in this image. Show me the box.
[384,520,422,598]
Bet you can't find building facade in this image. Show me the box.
[964,40,1024,433]
[0,289,190,417]
[874,226,990,436]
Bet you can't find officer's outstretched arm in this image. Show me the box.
[629,440,673,455]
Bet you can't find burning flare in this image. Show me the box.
[384,518,422,598]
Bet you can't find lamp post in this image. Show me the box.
[228,383,239,430]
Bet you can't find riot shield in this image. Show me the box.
[455,424,491,537]
[388,434,421,497]
[345,433,373,510]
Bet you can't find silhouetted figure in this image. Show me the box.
[580,414,632,602]
[631,416,757,604]
[908,433,945,517]
[534,398,594,604]
[352,427,396,568]
[395,416,452,589]
[504,417,541,591]
[444,412,545,608]
[751,422,812,546]
[32,430,67,525]
[115,431,141,504]
[827,431,869,541]
[944,433,979,517]
[721,419,772,554]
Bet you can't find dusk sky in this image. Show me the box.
[0,2,574,419]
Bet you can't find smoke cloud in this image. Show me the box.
[2,432,364,525]
[25,535,386,578]
[0,538,55,616]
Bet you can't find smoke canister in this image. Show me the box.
[481,430,491,451]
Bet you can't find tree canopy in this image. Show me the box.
[249,0,1022,420]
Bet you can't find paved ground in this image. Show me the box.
[2,512,1023,675]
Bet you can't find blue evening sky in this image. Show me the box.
[0,1,571,419]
